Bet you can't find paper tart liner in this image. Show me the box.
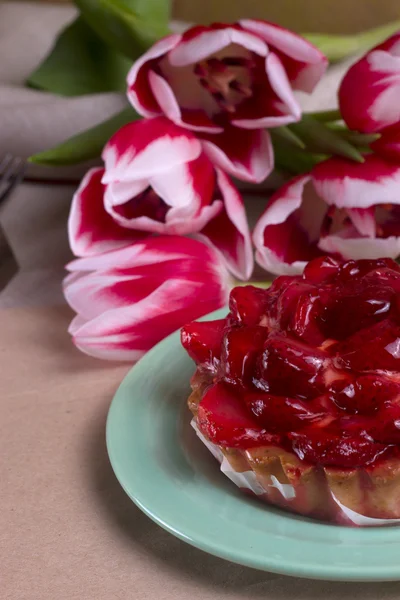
[191,418,400,526]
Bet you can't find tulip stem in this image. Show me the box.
[330,128,381,147]
[326,122,381,145]
[251,280,273,289]
[307,109,342,123]
[290,115,364,162]
[304,20,400,63]
[233,279,273,289]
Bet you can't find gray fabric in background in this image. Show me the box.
[0,1,350,308]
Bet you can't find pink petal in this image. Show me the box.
[102,117,202,182]
[148,70,182,125]
[64,258,224,320]
[264,52,301,120]
[232,54,301,129]
[253,174,326,275]
[68,168,144,257]
[339,44,400,132]
[179,109,224,133]
[201,127,273,183]
[240,19,328,92]
[232,113,299,129]
[371,122,400,162]
[199,169,254,280]
[319,234,400,261]
[148,70,223,133]
[312,154,400,209]
[63,271,85,288]
[346,208,376,238]
[68,314,88,337]
[64,269,145,320]
[168,201,224,235]
[127,34,181,117]
[375,32,400,54]
[69,274,229,361]
[366,55,400,131]
[156,153,222,233]
[103,154,221,236]
[103,182,166,235]
[66,235,225,272]
[105,179,148,207]
[168,25,267,67]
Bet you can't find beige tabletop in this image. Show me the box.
[2,3,400,599]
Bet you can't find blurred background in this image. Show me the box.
[32,0,400,33]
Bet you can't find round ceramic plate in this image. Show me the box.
[106,309,400,581]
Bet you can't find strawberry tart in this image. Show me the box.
[181,257,400,525]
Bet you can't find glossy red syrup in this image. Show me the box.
[181,258,400,468]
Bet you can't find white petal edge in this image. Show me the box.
[318,234,400,260]
[168,27,268,67]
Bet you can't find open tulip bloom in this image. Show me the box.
[62,19,400,360]
[127,21,327,183]
[69,117,253,281]
[253,155,400,275]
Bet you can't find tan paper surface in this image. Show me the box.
[2,306,400,600]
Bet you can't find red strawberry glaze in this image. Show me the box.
[181,319,226,371]
[197,382,282,448]
[181,257,400,469]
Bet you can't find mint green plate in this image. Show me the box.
[106,309,400,581]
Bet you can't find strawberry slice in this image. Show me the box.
[228,285,269,326]
[244,391,327,432]
[197,382,280,447]
[276,280,317,330]
[329,374,400,414]
[365,267,400,295]
[335,319,400,372]
[303,256,341,283]
[321,281,394,340]
[288,287,326,345]
[181,319,226,368]
[290,430,389,468]
[221,325,268,387]
[368,405,400,444]
[338,258,400,282]
[254,335,327,399]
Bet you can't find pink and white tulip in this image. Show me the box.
[253,154,400,275]
[69,117,253,280]
[127,21,327,182]
[371,122,400,162]
[64,236,232,361]
[339,32,400,133]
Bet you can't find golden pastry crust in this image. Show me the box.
[189,385,400,524]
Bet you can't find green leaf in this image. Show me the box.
[29,107,139,166]
[304,20,400,63]
[27,16,132,96]
[271,135,327,175]
[75,0,171,61]
[327,127,381,147]
[290,115,364,163]
[272,126,305,149]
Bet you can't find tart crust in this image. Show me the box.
[188,388,400,524]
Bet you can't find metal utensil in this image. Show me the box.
[0,155,26,291]
[0,155,26,207]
